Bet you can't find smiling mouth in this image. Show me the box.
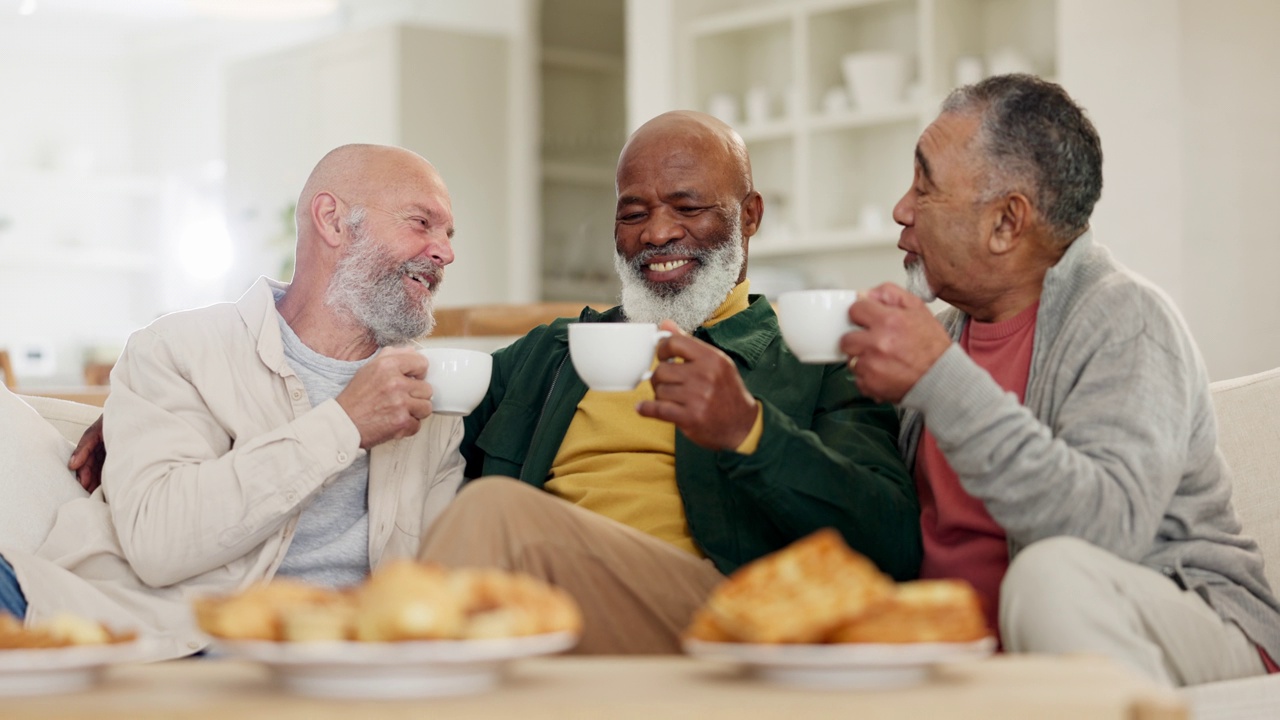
[406,271,437,291]
[648,259,691,272]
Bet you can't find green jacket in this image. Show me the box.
[461,296,922,580]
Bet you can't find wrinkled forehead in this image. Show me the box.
[617,130,738,195]
[377,163,452,212]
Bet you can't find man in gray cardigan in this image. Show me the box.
[839,74,1279,686]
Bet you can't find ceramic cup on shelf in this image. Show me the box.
[822,87,850,115]
[707,93,740,125]
[568,323,672,391]
[841,51,910,110]
[745,86,772,125]
[777,289,862,364]
[418,347,493,416]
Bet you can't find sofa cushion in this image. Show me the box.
[1210,366,1280,593]
[0,385,89,554]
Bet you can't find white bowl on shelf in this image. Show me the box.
[841,51,910,111]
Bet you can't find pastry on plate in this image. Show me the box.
[0,612,135,649]
[828,579,990,644]
[194,560,583,643]
[194,578,346,641]
[451,568,582,639]
[702,528,894,644]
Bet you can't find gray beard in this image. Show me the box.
[905,257,937,303]
[613,226,745,333]
[324,220,440,346]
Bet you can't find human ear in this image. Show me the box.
[740,191,764,239]
[988,192,1030,255]
[311,192,344,248]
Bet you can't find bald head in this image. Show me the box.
[296,144,447,239]
[618,110,754,199]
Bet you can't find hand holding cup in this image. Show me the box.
[777,289,862,364]
[841,283,952,404]
[568,323,671,392]
[418,347,493,416]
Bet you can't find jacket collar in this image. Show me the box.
[579,295,777,370]
[235,276,295,378]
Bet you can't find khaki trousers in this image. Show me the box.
[1000,536,1266,687]
[416,477,726,654]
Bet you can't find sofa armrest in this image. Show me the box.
[18,394,102,445]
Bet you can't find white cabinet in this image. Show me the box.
[538,0,626,303]
[673,0,1057,293]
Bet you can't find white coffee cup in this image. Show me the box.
[419,348,493,416]
[568,323,672,392]
[777,289,861,364]
[745,86,771,125]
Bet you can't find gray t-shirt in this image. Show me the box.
[273,310,371,588]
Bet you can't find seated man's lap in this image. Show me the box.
[418,477,725,653]
[1000,536,1263,685]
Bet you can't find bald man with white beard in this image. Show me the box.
[417,111,921,654]
[0,144,465,659]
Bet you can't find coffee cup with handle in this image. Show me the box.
[777,289,861,364]
[418,347,493,416]
[568,323,673,391]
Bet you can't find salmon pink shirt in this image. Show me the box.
[915,301,1039,639]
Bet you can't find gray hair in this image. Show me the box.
[343,204,368,233]
[942,74,1103,247]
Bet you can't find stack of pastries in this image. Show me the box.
[0,613,135,649]
[194,561,582,643]
[685,529,990,645]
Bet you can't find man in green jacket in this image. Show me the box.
[417,110,920,653]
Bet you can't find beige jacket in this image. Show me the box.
[4,278,465,660]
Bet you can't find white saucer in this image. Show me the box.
[213,632,578,699]
[0,641,146,696]
[684,637,996,690]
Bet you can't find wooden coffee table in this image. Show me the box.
[3,654,1184,719]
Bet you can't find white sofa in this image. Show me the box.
[1181,367,1280,719]
[14,368,1280,717]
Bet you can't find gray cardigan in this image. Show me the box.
[900,231,1280,660]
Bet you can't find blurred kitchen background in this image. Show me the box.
[0,0,1276,390]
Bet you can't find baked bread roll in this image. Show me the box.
[353,561,465,641]
[0,612,135,648]
[704,528,894,643]
[827,579,989,644]
[193,578,345,641]
[682,606,736,643]
[194,561,583,643]
[450,568,582,639]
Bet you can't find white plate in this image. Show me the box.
[213,632,578,699]
[0,641,146,696]
[684,637,996,690]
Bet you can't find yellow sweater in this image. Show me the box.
[545,281,762,556]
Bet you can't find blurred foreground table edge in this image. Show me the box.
[2,654,1186,720]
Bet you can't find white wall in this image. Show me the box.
[1179,0,1280,380]
[0,49,151,385]
[1058,1,1184,300]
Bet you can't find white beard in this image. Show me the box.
[325,216,440,346]
[904,257,937,303]
[613,222,745,333]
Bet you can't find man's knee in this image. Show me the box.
[447,476,542,522]
[1000,536,1111,647]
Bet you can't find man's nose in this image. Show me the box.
[892,188,913,226]
[642,208,687,246]
[426,234,454,266]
